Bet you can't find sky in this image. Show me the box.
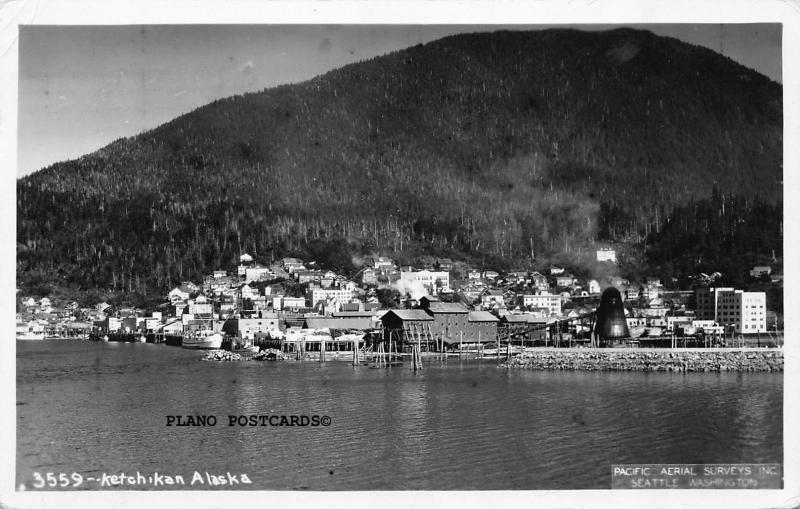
[17,23,782,177]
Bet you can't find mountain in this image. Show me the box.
[16,28,783,299]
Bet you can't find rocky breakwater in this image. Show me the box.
[503,349,783,372]
[201,350,243,362]
[201,349,288,362]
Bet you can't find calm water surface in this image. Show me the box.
[16,340,783,490]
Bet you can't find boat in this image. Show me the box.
[16,330,46,340]
[182,328,223,349]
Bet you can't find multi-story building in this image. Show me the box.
[399,269,450,292]
[306,287,354,308]
[521,293,562,316]
[695,287,767,333]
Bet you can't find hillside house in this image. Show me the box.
[361,267,377,285]
[240,284,259,301]
[282,258,306,273]
[750,266,772,278]
[482,270,499,280]
[436,258,454,271]
[481,290,505,310]
[372,256,395,269]
[530,272,549,291]
[245,263,271,282]
[596,248,617,263]
[168,286,192,303]
[555,275,576,288]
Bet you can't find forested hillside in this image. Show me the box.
[17,28,782,299]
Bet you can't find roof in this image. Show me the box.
[501,314,552,324]
[381,309,433,321]
[468,311,499,322]
[333,311,376,318]
[304,317,374,330]
[425,302,469,314]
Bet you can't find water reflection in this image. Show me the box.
[16,342,783,490]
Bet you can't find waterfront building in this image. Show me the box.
[418,300,470,343]
[666,316,693,332]
[224,315,281,339]
[500,314,551,343]
[304,316,374,331]
[379,309,434,345]
[464,311,499,344]
[695,287,767,333]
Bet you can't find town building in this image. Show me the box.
[168,286,192,303]
[695,287,767,333]
[399,269,450,292]
[224,315,281,340]
[481,290,505,309]
[306,287,354,309]
[244,263,271,282]
[419,300,470,342]
[749,266,772,278]
[530,272,550,291]
[521,293,562,316]
[596,248,617,263]
[379,309,434,345]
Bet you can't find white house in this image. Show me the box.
[168,286,192,303]
[244,263,271,282]
[596,248,617,263]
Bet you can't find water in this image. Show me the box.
[16,341,783,490]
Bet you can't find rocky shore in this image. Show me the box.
[201,348,288,362]
[502,349,783,372]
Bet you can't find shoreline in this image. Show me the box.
[502,348,783,372]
